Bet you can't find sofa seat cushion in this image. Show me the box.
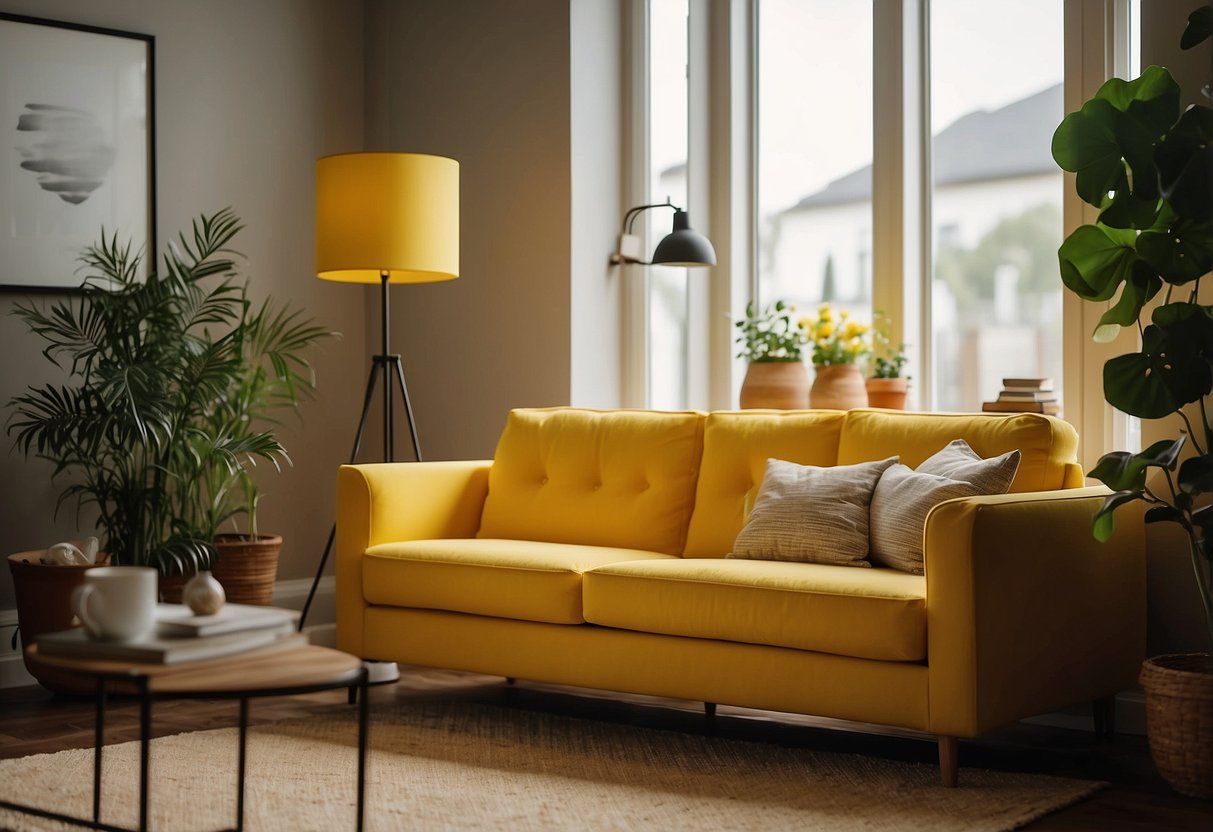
[363,538,677,624]
[583,558,926,661]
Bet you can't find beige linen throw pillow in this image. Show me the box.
[730,456,897,566]
[914,439,1021,493]
[869,439,1021,573]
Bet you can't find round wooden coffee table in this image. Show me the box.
[1,643,368,832]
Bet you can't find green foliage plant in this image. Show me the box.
[7,209,334,574]
[735,300,808,362]
[869,311,910,379]
[1051,6,1213,647]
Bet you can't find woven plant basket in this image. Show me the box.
[212,533,283,606]
[1140,653,1213,799]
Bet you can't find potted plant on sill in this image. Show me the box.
[736,300,812,409]
[1051,5,1213,798]
[7,209,332,686]
[866,311,910,410]
[805,304,871,410]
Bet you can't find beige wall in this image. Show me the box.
[364,0,576,462]
[0,0,367,608]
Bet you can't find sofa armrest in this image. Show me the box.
[335,460,492,656]
[923,486,1145,737]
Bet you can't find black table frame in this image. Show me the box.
[0,665,370,832]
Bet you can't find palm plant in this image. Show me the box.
[8,209,332,574]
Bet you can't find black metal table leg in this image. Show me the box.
[356,667,369,832]
[139,678,151,832]
[237,697,249,831]
[94,677,106,823]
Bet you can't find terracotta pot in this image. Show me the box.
[739,361,810,409]
[1140,653,1213,799]
[212,533,283,606]
[7,550,109,695]
[809,364,868,410]
[865,377,909,410]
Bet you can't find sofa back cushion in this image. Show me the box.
[478,408,705,555]
[836,409,1078,492]
[683,410,846,558]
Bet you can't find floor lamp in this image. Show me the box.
[300,153,459,679]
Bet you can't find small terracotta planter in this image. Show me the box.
[739,361,810,409]
[865,377,909,410]
[809,364,868,410]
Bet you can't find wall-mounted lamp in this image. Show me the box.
[609,199,717,268]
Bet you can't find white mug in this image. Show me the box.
[71,566,158,642]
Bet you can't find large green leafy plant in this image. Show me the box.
[1051,6,1213,647]
[8,209,332,574]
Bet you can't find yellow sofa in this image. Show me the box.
[335,407,1145,784]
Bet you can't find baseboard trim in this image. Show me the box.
[0,575,337,689]
[1022,690,1146,736]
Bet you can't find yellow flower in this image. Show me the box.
[818,304,834,322]
[818,322,835,339]
[843,320,865,340]
[797,316,813,331]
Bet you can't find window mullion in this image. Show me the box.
[872,0,928,408]
[622,0,652,408]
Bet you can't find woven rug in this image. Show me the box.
[0,700,1102,831]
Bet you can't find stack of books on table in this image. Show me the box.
[982,377,1061,415]
[38,604,305,665]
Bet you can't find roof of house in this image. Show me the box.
[785,82,1062,212]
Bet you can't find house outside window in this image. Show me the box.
[630,0,1138,457]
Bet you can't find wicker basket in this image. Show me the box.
[212,534,283,606]
[1140,653,1213,799]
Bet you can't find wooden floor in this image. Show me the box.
[1,665,1210,830]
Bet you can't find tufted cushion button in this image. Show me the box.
[592,482,602,491]
[539,476,549,485]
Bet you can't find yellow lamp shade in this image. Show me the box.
[315,152,459,284]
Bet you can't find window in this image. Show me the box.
[758,0,874,325]
[627,0,1137,443]
[928,0,1064,411]
[647,0,690,409]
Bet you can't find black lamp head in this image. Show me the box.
[611,201,717,268]
[651,209,717,267]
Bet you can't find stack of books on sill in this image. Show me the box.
[982,378,1061,416]
[38,603,304,665]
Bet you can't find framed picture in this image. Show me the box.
[0,13,155,292]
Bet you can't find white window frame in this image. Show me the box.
[624,0,1135,462]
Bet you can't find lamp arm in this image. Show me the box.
[621,199,682,234]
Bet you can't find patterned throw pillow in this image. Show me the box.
[869,440,1021,573]
[915,439,1021,493]
[729,456,897,566]
[868,465,982,573]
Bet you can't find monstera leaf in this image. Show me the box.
[1156,105,1213,223]
[1058,224,1164,338]
[1102,303,1213,418]
[1052,66,1181,227]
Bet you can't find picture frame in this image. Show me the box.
[0,13,155,292]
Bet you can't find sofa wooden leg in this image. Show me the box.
[938,736,959,787]
[1093,696,1115,740]
[704,702,716,718]
[347,685,358,705]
